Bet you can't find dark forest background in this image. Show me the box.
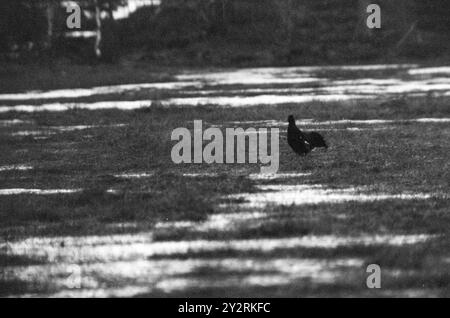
[1,0,449,66]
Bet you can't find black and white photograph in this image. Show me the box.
[0,0,449,300]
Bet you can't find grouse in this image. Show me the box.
[287,115,328,156]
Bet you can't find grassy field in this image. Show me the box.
[0,64,449,297]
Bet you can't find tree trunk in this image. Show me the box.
[357,0,372,36]
[276,0,293,50]
[285,0,293,48]
[94,0,102,58]
[45,0,56,49]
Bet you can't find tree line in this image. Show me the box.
[1,0,449,64]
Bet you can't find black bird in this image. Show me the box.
[287,115,311,156]
[287,115,328,156]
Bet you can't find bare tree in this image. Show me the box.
[274,0,294,50]
[87,0,125,58]
[94,0,102,57]
[44,0,57,49]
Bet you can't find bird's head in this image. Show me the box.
[288,115,295,124]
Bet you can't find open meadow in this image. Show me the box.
[0,64,449,297]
